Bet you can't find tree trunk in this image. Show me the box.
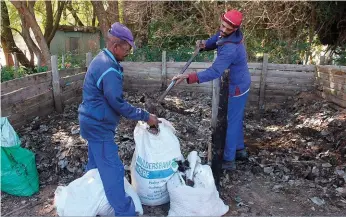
[106,1,119,24]
[11,1,51,68]
[1,1,31,67]
[91,1,109,40]
[1,36,14,66]
[92,1,119,40]
[19,13,42,66]
[44,1,53,41]
[92,8,96,27]
[45,1,66,48]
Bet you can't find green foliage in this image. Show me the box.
[57,52,86,69]
[333,46,346,65]
[126,45,214,62]
[1,66,48,82]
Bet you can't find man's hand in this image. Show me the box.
[196,40,206,49]
[172,74,189,86]
[147,114,160,127]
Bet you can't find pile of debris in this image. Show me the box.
[10,90,345,214]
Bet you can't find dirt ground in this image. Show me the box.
[1,90,345,216]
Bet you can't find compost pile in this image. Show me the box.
[4,90,345,215]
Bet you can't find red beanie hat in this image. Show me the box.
[222,10,243,27]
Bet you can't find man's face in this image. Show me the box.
[219,20,237,37]
[112,42,131,61]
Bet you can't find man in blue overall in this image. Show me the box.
[78,22,160,215]
[173,10,250,170]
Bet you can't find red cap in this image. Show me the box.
[222,10,243,27]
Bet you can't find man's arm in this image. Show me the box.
[202,32,221,51]
[187,45,236,84]
[100,68,150,121]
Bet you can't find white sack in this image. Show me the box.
[131,118,183,206]
[167,155,229,216]
[54,169,143,216]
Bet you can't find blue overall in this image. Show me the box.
[196,29,251,161]
[78,49,149,216]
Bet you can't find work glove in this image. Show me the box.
[172,70,199,86]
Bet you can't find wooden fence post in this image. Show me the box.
[161,51,167,90]
[37,54,41,68]
[320,55,325,65]
[61,54,65,68]
[209,52,219,165]
[13,53,19,78]
[51,55,63,113]
[211,67,229,190]
[86,52,92,68]
[13,53,19,70]
[258,53,268,111]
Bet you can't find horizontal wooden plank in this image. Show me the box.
[316,73,346,85]
[1,81,52,109]
[2,90,53,117]
[250,69,262,76]
[265,89,302,97]
[322,86,346,100]
[319,91,346,108]
[166,62,212,69]
[248,63,263,69]
[267,70,315,79]
[64,96,82,106]
[266,76,315,84]
[267,64,315,72]
[251,82,260,89]
[62,88,83,102]
[62,79,84,92]
[317,65,346,76]
[122,62,162,68]
[1,71,52,94]
[59,67,86,78]
[319,80,346,93]
[264,94,293,102]
[9,99,55,126]
[248,93,259,103]
[60,72,86,87]
[266,83,314,91]
[122,62,162,76]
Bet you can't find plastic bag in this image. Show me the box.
[167,152,229,216]
[1,117,21,147]
[54,169,143,216]
[1,146,39,196]
[130,118,183,206]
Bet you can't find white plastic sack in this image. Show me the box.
[167,154,229,216]
[54,169,143,216]
[0,117,21,147]
[130,118,183,206]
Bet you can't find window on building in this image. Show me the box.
[69,37,79,54]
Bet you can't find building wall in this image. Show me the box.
[50,31,101,55]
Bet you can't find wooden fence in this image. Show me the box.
[1,51,343,128]
[315,65,346,108]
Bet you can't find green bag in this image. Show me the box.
[1,118,39,196]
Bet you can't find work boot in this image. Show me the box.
[222,160,236,171]
[235,149,248,161]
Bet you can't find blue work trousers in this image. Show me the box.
[223,91,249,161]
[86,140,136,216]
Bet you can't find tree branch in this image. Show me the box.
[47,1,66,46]
[66,1,84,26]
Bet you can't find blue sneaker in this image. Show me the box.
[222,160,236,171]
[236,149,248,161]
